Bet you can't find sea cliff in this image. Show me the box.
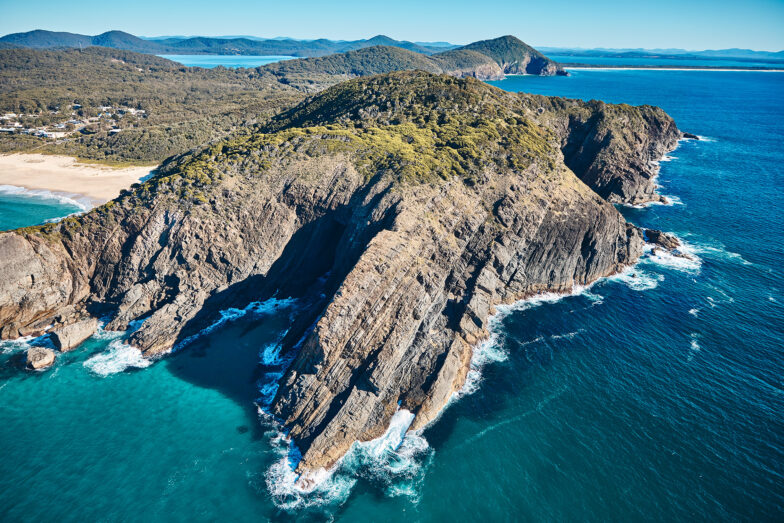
[0,72,680,478]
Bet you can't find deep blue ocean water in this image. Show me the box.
[548,54,783,68]
[157,54,294,68]
[1,70,783,521]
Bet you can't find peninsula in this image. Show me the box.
[0,71,683,482]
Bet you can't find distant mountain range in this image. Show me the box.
[539,46,784,61]
[0,30,457,57]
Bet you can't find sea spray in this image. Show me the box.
[264,408,432,511]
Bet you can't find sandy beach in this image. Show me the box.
[0,154,156,206]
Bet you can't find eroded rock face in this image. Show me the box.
[524,95,681,205]
[51,318,99,352]
[0,72,678,474]
[26,347,55,370]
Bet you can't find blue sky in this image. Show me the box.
[1,0,783,50]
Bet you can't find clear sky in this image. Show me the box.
[1,0,783,51]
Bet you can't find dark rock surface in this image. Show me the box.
[644,229,681,250]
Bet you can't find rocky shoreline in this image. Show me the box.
[0,71,687,479]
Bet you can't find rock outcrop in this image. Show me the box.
[524,95,681,205]
[644,229,680,250]
[0,72,679,476]
[26,347,55,370]
[51,318,99,352]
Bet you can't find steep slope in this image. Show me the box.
[0,72,679,480]
[457,35,567,76]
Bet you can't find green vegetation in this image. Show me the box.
[0,37,565,164]
[0,47,301,162]
[142,72,558,196]
[0,30,450,57]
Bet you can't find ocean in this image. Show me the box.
[1,69,782,521]
[547,54,783,68]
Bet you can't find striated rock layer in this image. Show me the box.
[0,72,680,475]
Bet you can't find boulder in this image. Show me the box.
[644,229,681,250]
[51,318,98,352]
[26,347,55,370]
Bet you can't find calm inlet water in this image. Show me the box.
[1,70,783,521]
[157,54,294,68]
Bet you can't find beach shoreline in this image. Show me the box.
[0,154,156,206]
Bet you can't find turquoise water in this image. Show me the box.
[157,54,294,68]
[2,70,783,520]
[548,54,784,68]
[0,186,86,231]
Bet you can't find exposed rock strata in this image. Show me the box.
[522,95,682,205]
[0,72,679,475]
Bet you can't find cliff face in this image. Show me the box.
[0,72,677,477]
[525,95,682,204]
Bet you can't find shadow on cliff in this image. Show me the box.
[162,214,348,438]
[161,178,399,440]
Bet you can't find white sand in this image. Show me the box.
[0,154,155,206]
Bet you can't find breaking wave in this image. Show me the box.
[0,184,91,211]
[83,340,151,376]
[264,408,432,511]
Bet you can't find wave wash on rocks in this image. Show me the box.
[0,71,681,480]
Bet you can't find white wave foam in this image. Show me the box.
[687,334,701,362]
[692,243,752,266]
[83,340,150,376]
[609,266,664,291]
[641,241,702,273]
[0,184,92,211]
[696,135,716,142]
[689,308,700,316]
[455,332,507,399]
[550,330,583,341]
[0,336,35,355]
[661,194,683,205]
[265,408,431,510]
[173,297,297,351]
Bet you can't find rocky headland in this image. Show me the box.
[0,71,682,480]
